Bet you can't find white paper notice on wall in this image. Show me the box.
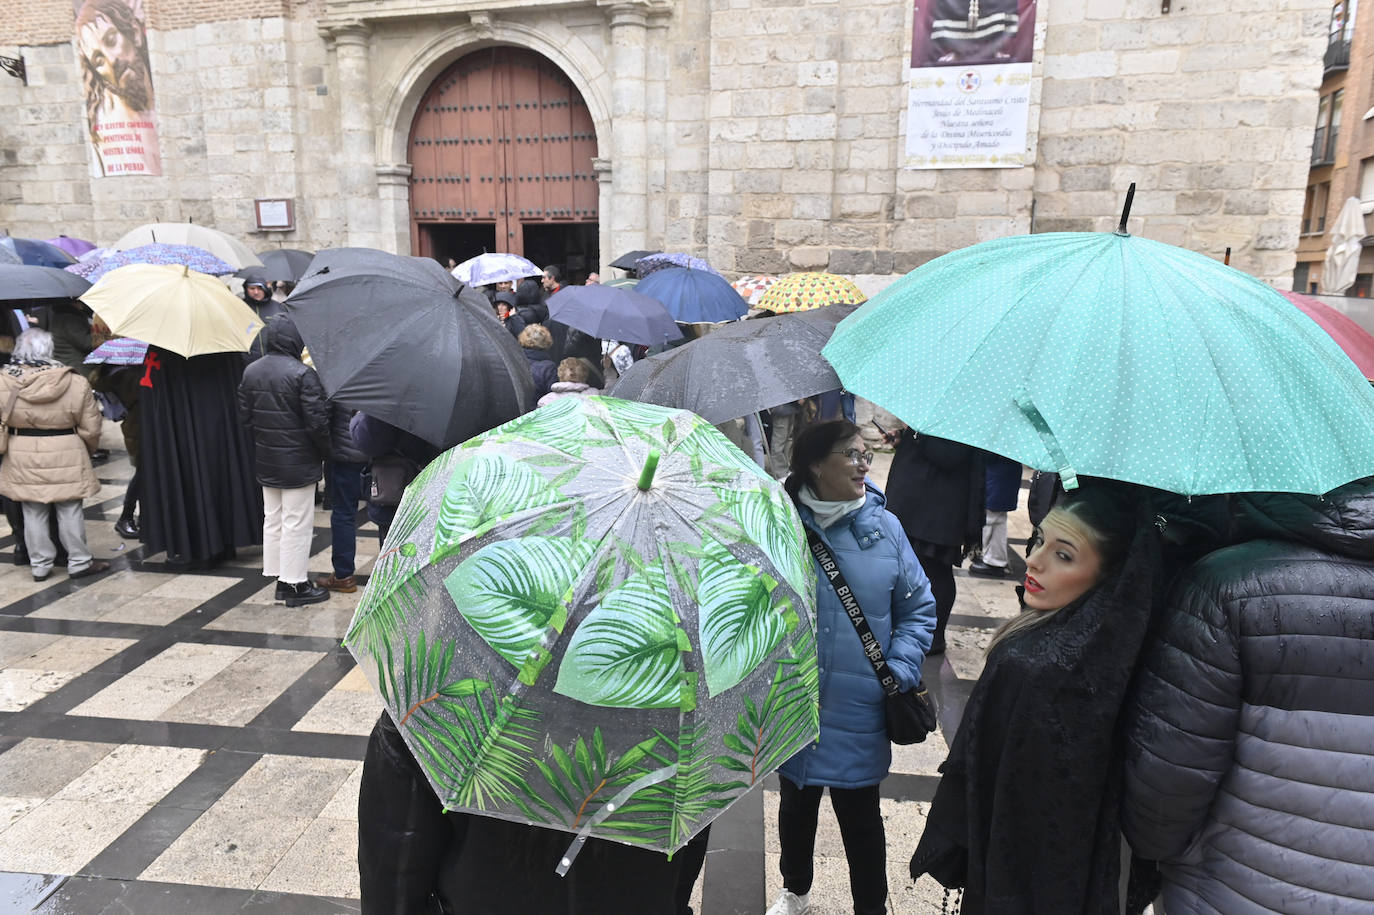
[904,0,1037,170]
[904,63,1032,169]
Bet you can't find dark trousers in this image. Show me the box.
[915,551,956,651]
[777,779,887,915]
[329,461,365,579]
[121,464,142,521]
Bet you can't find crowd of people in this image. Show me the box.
[1,252,1370,915]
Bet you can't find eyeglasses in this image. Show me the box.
[832,448,875,467]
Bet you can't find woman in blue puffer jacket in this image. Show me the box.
[768,420,937,915]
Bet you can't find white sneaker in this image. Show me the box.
[765,890,811,915]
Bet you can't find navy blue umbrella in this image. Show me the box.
[0,237,77,269]
[634,267,748,324]
[546,284,683,346]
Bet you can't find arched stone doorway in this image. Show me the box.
[408,47,600,281]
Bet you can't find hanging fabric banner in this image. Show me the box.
[904,0,1037,170]
[73,0,163,177]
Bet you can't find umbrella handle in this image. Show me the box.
[1014,389,1079,491]
[555,763,679,876]
[637,448,661,491]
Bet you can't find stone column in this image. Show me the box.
[607,3,649,259]
[325,21,380,248]
[593,157,614,273]
[375,164,414,255]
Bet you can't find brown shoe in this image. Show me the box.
[315,574,357,593]
[69,559,111,580]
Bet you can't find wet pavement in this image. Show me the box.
[1,432,1030,914]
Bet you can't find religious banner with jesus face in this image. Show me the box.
[74,0,162,176]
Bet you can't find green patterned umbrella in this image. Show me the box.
[345,396,818,862]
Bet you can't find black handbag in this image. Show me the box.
[805,527,939,745]
[365,454,421,508]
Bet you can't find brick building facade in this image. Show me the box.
[0,0,1330,287]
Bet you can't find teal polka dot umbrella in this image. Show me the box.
[822,229,1374,496]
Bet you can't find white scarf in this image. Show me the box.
[798,484,865,530]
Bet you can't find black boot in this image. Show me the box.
[283,580,329,607]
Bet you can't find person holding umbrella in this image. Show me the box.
[0,329,109,581]
[769,420,936,915]
[237,315,331,607]
[241,270,284,362]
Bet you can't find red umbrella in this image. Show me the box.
[1280,290,1374,380]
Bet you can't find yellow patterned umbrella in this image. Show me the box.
[756,272,866,313]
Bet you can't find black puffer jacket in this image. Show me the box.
[884,431,985,561]
[328,399,367,464]
[1122,477,1374,914]
[236,316,329,488]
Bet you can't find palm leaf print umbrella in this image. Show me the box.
[344,396,819,863]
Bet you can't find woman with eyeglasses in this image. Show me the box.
[767,420,938,915]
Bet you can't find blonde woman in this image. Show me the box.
[911,478,1163,914]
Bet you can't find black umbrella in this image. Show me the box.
[255,249,315,283]
[609,304,859,424]
[0,265,92,302]
[608,249,659,271]
[546,284,683,346]
[284,248,535,447]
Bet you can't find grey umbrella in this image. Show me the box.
[284,248,535,448]
[609,304,859,424]
[0,265,92,301]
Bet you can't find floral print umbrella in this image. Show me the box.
[731,274,780,307]
[634,253,724,279]
[345,396,819,861]
[80,244,236,284]
[756,272,867,313]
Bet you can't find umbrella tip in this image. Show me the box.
[1224,247,1231,265]
[1115,182,1136,236]
[182,264,189,277]
[636,448,661,491]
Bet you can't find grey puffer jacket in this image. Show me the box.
[1121,477,1374,914]
[237,316,329,488]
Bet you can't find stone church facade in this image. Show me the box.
[0,0,1330,286]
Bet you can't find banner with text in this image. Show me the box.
[74,0,162,177]
[905,0,1037,170]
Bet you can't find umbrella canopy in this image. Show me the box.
[0,265,91,302]
[546,285,683,347]
[452,252,542,286]
[344,395,818,860]
[84,336,149,366]
[1280,290,1374,380]
[255,248,315,283]
[45,235,97,257]
[109,222,263,269]
[82,243,236,284]
[611,306,858,424]
[603,276,639,289]
[0,245,20,266]
[80,264,265,357]
[1320,196,1366,295]
[285,247,535,448]
[757,272,867,314]
[0,237,77,268]
[635,268,748,324]
[609,250,659,271]
[635,253,723,279]
[822,231,1374,496]
[731,274,779,307]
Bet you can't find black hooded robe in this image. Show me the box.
[139,347,262,564]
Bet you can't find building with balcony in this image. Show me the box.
[1295,0,1374,293]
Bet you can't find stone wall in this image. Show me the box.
[0,13,340,249]
[0,0,1330,287]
